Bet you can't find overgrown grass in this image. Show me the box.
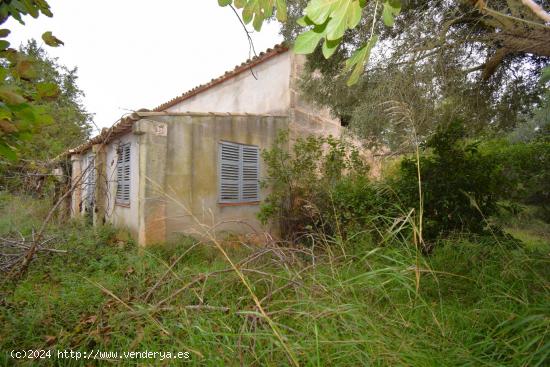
[0,193,548,366]
[496,203,550,250]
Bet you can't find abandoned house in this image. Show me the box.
[65,44,343,246]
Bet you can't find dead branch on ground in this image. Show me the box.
[0,231,65,273]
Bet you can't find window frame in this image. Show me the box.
[115,143,131,206]
[218,141,260,205]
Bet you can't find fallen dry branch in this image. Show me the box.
[8,111,140,280]
[0,231,65,273]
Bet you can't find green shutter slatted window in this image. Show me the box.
[116,143,131,205]
[219,142,260,203]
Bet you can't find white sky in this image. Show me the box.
[5,0,283,133]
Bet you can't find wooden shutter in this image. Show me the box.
[219,142,260,203]
[241,145,260,202]
[219,142,240,202]
[116,143,131,205]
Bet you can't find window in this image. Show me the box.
[85,155,95,209]
[219,141,260,203]
[116,143,131,205]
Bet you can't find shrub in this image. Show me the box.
[259,131,379,242]
[481,139,550,220]
[394,121,503,240]
[330,176,401,237]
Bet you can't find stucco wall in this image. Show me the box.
[67,50,359,244]
[163,50,343,147]
[68,151,94,216]
[134,114,288,244]
[165,52,292,115]
[288,53,342,140]
[163,51,342,139]
[102,132,140,237]
[70,154,82,216]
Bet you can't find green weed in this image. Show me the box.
[0,193,548,366]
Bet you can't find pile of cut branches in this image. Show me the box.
[0,231,65,273]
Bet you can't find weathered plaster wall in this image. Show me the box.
[288,53,342,141]
[163,50,342,144]
[69,151,93,216]
[165,53,292,115]
[67,50,361,244]
[70,154,82,216]
[103,132,140,238]
[164,51,342,140]
[70,133,139,238]
[134,114,288,244]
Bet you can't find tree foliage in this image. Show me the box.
[481,138,550,220]
[508,90,550,143]
[394,121,503,240]
[11,40,92,160]
[222,0,550,83]
[0,0,66,161]
[0,40,92,193]
[219,1,549,149]
[298,47,546,150]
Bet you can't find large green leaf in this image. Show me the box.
[263,0,274,17]
[22,0,40,18]
[233,0,285,31]
[234,0,247,9]
[294,28,326,54]
[382,0,401,27]
[344,35,378,86]
[35,0,53,17]
[214,0,394,85]
[0,39,10,51]
[322,37,341,58]
[242,1,257,24]
[253,12,264,31]
[297,16,316,27]
[326,0,362,40]
[304,0,340,25]
[42,31,64,47]
[276,0,287,22]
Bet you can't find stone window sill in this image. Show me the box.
[218,201,260,207]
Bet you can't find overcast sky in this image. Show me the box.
[6,0,283,133]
